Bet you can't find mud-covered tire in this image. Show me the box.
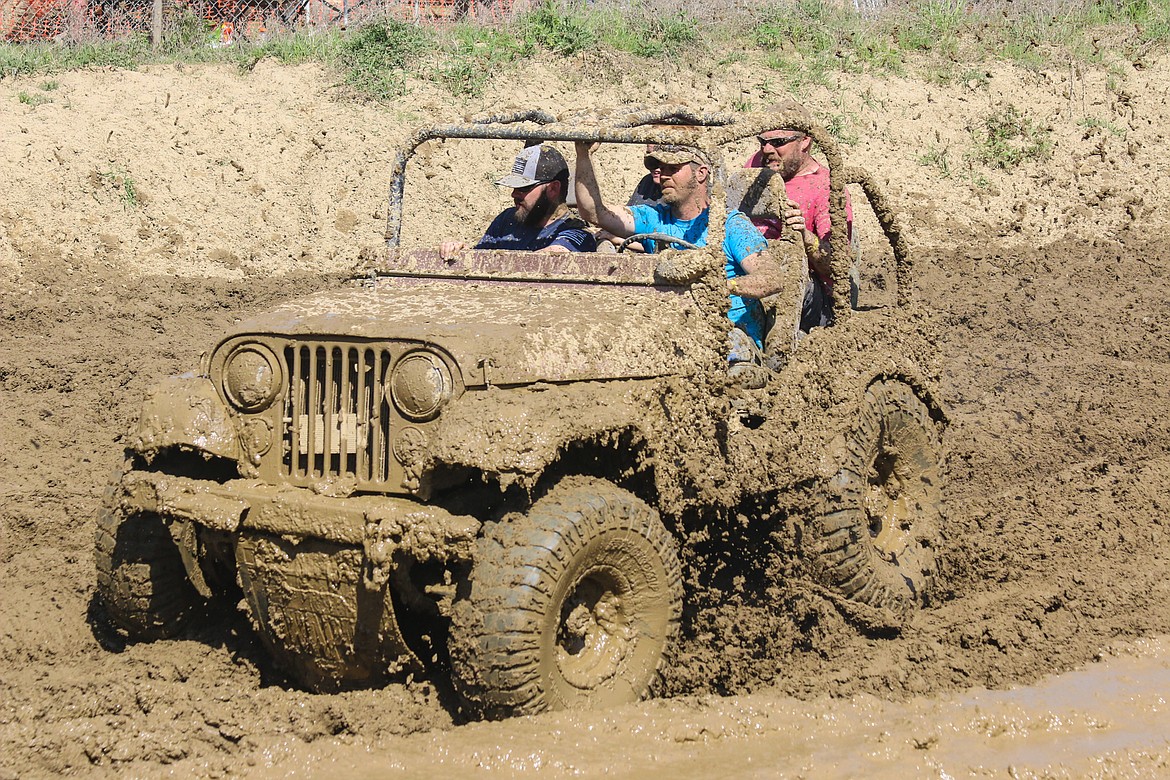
[95,506,201,641]
[820,379,944,618]
[449,478,683,719]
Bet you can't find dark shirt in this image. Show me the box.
[626,174,662,208]
[475,210,597,252]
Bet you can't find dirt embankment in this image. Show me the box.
[1,47,1169,777]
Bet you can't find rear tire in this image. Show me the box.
[820,380,944,618]
[95,506,201,641]
[449,478,683,719]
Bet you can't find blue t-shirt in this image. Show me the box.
[632,204,768,347]
[476,210,597,252]
[630,203,709,254]
[724,210,769,348]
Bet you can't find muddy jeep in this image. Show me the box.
[96,107,946,719]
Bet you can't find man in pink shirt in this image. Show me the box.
[746,101,854,332]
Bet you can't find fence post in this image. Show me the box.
[152,0,163,47]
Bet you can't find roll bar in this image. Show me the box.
[385,106,913,313]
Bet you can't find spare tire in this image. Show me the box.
[449,477,683,719]
[820,379,944,618]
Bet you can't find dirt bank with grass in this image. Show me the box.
[2,43,1170,777]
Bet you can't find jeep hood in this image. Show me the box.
[228,279,714,386]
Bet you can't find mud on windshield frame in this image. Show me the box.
[383,105,914,317]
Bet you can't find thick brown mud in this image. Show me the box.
[2,52,1170,777]
[255,635,1170,778]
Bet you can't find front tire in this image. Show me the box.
[95,505,202,641]
[820,379,945,618]
[449,477,683,719]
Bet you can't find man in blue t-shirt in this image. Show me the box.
[574,141,777,376]
[440,144,597,258]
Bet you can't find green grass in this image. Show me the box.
[515,1,698,58]
[339,20,432,100]
[919,146,953,178]
[438,24,530,96]
[894,0,966,56]
[968,105,1053,169]
[617,12,699,58]
[17,90,52,106]
[2,0,1170,100]
[753,0,841,54]
[0,38,151,77]
[256,30,343,65]
[518,0,597,55]
[97,167,140,208]
[751,0,896,89]
[15,77,58,106]
[1079,115,1126,137]
[824,111,859,146]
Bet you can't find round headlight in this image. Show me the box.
[389,351,452,422]
[222,345,281,412]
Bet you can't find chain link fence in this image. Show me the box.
[1,0,514,43]
[1,0,905,45]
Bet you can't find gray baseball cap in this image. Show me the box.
[495,144,568,188]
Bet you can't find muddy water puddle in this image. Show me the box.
[248,636,1170,779]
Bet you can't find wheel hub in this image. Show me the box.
[864,447,918,562]
[556,573,634,690]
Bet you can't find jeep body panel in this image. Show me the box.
[134,374,241,461]
[228,271,714,387]
[116,470,480,555]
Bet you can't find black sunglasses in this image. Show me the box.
[757,134,803,149]
[644,159,688,173]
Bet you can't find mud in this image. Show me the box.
[2,48,1170,777]
[246,635,1170,778]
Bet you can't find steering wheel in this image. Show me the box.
[617,232,702,253]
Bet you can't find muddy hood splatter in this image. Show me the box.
[227,279,712,386]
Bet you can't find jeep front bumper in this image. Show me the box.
[114,470,481,691]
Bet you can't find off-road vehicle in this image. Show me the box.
[96,107,946,718]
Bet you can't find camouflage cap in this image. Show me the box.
[644,144,710,170]
[763,98,812,132]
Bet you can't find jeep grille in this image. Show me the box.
[284,343,393,486]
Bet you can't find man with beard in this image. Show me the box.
[593,144,664,253]
[574,142,714,255]
[746,100,855,330]
[439,143,596,257]
[574,141,775,383]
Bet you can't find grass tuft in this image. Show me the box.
[97,167,140,208]
[339,20,432,100]
[18,90,52,106]
[918,145,953,178]
[518,0,597,55]
[968,105,1053,169]
[439,24,530,96]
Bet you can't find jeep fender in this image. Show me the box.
[728,314,948,503]
[132,374,241,461]
[431,380,663,489]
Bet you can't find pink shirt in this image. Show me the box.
[743,152,853,285]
